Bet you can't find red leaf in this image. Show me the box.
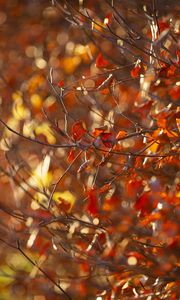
[57,80,64,87]
[135,100,153,118]
[159,65,176,78]
[131,64,141,78]
[87,188,98,215]
[34,209,52,220]
[169,85,180,101]
[135,192,158,217]
[34,237,51,255]
[67,148,75,163]
[159,21,170,33]
[96,53,109,68]
[126,179,143,198]
[39,241,51,256]
[72,121,86,141]
[167,65,176,77]
[104,13,113,25]
[134,192,150,216]
[100,132,116,148]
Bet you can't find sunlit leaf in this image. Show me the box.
[53,191,75,211]
[28,155,52,190]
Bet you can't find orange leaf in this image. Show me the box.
[116,130,127,140]
[140,212,162,226]
[100,88,109,95]
[92,126,107,137]
[72,121,86,141]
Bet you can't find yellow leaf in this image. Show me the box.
[53,191,75,211]
[28,155,52,189]
[12,98,30,121]
[12,90,22,102]
[4,117,19,137]
[35,122,56,144]
[148,141,159,153]
[30,94,43,109]
[23,120,36,138]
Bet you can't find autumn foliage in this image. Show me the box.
[0,0,179,299]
